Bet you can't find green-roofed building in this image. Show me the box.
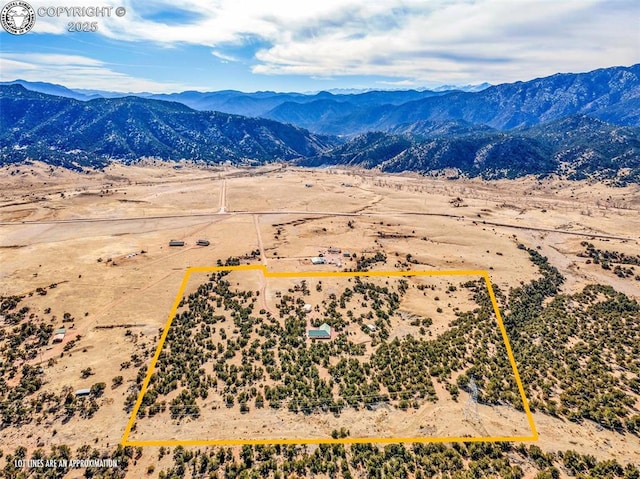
[308,323,332,340]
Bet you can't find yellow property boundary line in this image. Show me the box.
[121,265,538,447]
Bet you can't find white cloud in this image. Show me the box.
[3,53,103,66]
[251,0,640,84]
[211,50,239,63]
[17,0,640,85]
[0,53,204,92]
[376,79,419,88]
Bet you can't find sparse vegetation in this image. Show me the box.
[2,162,639,476]
[579,242,640,279]
[4,441,630,479]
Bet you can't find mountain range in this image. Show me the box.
[0,80,452,125]
[0,85,334,169]
[5,65,638,136]
[269,63,640,135]
[299,116,640,182]
[1,64,639,182]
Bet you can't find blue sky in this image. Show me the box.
[1,0,638,93]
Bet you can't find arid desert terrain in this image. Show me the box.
[1,161,639,477]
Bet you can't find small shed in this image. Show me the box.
[75,388,91,397]
[308,323,332,339]
[328,246,341,254]
[311,257,325,265]
[53,327,66,343]
[343,252,351,258]
[169,240,185,247]
[366,324,377,332]
[196,239,210,246]
[303,304,312,313]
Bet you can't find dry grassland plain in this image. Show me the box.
[1,161,639,467]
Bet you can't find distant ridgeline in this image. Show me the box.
[0,85,336,170]
[1,63,639,182]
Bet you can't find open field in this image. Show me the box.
[1,161,639,473]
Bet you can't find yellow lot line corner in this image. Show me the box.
[121,265,538,447]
